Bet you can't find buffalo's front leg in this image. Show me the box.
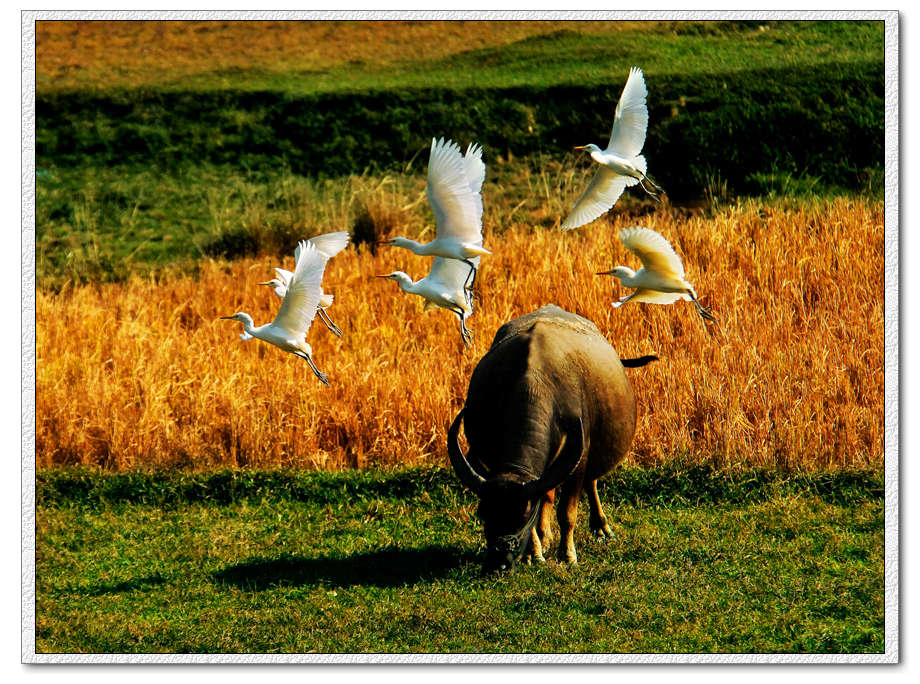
[556,479,581,565]
[525,491,556,564]
[537,489,556,552]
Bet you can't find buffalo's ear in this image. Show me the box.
[448,408,486,493]
[522,415,584,497]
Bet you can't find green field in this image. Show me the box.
[36,20,884,288]
[35,466,884,654]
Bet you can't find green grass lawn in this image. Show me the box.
[33,466,884,654]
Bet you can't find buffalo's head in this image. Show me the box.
[448,409,584,573]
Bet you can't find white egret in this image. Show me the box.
[260,231,350,337]
[380,137,489,306]
[376,255,479,346]
[596,227,715,323]
[560,67,662,231]
[221,240,333,385]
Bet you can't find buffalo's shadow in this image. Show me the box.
[214,545,476,590]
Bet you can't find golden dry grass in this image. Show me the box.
[36,19,655,91]
[36,197,883,472]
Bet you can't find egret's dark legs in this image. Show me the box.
[637,173,663,201]
[449,306,473,347]
[294,350,330,386]
[461,259,478,311]
[688,291,717,324]
[317,308,343,338]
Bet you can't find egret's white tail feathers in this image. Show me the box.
[622,155,646,187]
[633,154,647,176]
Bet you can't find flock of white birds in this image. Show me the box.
[221,66,715,386]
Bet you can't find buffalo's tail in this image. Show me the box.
[621,355,659,368]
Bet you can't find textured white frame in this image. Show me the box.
[20,9,899,665]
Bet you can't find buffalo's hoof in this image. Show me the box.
[524,551,546,565]
[592,526,615,543]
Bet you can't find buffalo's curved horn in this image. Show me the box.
[448,409,486,493]
[523,415,585,497]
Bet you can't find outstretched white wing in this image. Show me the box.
[272,240,327,337]
[619,227,685,280]
[308,230,351,259]
[463,142,486,196]
[426,137,485,244]
[560,167,628,231]
[606,66,649,159]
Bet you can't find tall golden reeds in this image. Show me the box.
[36,198,883,471]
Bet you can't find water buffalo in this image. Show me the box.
[448,305,654,572]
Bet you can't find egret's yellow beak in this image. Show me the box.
[595,270,615,276]
[574,145,587,150]
[257,281,273,286]
[219,315,235,320]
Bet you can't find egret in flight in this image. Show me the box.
[380,137,489,306]
[260,231,350,337]
[221,240,334,385]
[596,227,715,323]
[560,67,662,231]
[377,255,479,347]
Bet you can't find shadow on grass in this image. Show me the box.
[213,545,477,590]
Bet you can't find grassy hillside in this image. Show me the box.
[34,20,885,286]
[36,20,880,96]
[37,21,883,186]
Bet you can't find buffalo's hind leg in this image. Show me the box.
[587,480,614,542]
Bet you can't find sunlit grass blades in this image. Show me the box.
[35,199,883,471]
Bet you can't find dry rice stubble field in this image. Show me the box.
[36,197,883,472]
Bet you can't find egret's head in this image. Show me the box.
[574,143,601,154]
[258,278,283,289]
[220,312,250,323]
[375,271,412,288]
[377,236,414,249]
[596,266,632,281]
